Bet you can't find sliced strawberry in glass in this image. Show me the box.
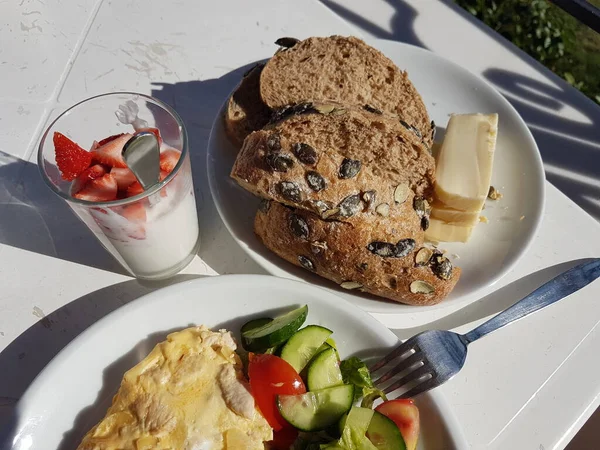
[91,133,132,168]
[159,148,181,174]
[97,133,126,146]
[73,173,118,202]
[111,167,138,191]
[53,132,92,181]
[71,164,107,195]
[126,181,144,197]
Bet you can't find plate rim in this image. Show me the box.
[206,38,546,314]
[7,274,469,449]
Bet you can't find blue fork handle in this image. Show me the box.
[462,259,600,344]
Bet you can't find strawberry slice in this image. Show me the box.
[159,149,181,173]
[98,133,125,147]
[53,132,93,181]
[71,164,106,195]
[138,127,162,146]
[91,133,132,168]
[73,173,118,202]
[126,181,144,197]
[111,167,137,191]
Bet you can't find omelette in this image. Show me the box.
[77,326,272,449]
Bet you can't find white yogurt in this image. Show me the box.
[83,180,200,279]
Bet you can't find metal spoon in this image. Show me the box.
[122,131,161,190]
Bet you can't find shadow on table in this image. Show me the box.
[151,63,269,276]
[320,0,600,220]
[0,273,204,447]
[391,258,596,340]
[0,152,128,275]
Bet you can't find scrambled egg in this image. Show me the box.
[77,326,272,449]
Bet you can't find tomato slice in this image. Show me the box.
[375,399,420,450]
[269,426,299,450]
[248,353,306,431]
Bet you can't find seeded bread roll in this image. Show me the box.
[231,127,423,222]
[224,63,271,149]
[260,36,434,148]
[231,103,435,213]
[255,201,460,306]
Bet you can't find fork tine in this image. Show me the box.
[383,363,432,394]
[373,350,423,385]
[397,374,439,399]
[370,336,417,372]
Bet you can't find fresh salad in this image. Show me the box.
[241,305,420,450]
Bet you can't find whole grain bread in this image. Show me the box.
[224,63,271,148]
[255,201,460,306]
[232,128,422,222]
[260,36,434,148]
[231,103,436,211]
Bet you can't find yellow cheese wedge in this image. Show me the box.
[434,113,498,211]
[425,218,474,243]
[430,200,480,227]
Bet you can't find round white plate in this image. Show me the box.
[2,275,467,450]
[207,39,545,314]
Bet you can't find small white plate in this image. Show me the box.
[3,275,467,449]
[207,39,545,314]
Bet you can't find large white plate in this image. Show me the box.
[2,275,467,449]
[207,39,545,314]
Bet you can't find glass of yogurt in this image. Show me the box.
[38,92,200,280]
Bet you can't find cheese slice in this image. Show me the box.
[434,113,498,211]
[430,200,480,227]
[425,218,474,243]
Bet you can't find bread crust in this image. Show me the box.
[260,36,433,148]
[255,202,460,306]
[224,63,271,149]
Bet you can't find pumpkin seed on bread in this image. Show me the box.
[231,102,436,211]
[255,201,460,306]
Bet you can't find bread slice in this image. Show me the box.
[260,36,434,148]
[232,128,421,223]
[231,103,435,217]
[255,201,460,306]
[224,63,271,149]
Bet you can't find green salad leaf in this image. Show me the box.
[320,407,377,450]
[339,357,387,406]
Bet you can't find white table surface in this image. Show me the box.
[1,0,600,448]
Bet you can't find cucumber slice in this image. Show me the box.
[241,305,308,352]
[316,337,340,360]
[277,384,354,431]
[307,347,344,391]
[366,411,407,450]
[241,317,272,334]
[281,325,333,373]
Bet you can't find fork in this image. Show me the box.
[370,258,600,399]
